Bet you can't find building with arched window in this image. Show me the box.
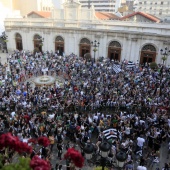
[4,0,170,65]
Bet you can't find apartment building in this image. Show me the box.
[79,0,122,12]
[135,0,170,18]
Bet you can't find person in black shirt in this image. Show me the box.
[57,142,62,160]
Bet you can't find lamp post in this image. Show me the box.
[83,142,111,170]
[91,40,100,63]
[116,151,128,169]
[160,47,170,66]
[159,65,164,96]
[99,142,112,170]
[83,142,128,170]
[0,32,8,53]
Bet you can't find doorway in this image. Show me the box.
[33,34,42,52]
[79,38,91,58]
[55,36,64,56]
[15,33,23,51]
[108,41,121,61]
[140,44,156,64]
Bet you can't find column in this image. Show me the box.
[130,39,138,62]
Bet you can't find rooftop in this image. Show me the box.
[95,12,120,20]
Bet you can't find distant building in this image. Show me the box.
[4,0,170,66]
[163,15,170,23]
[0,0,54,17]
[79,0,122,12]
[118,5,128,16]
[126,0,134,11]
[135,0,170,18]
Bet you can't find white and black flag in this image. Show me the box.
[126,61,135,68]
[113,64,121,74]
[102,128,120,140]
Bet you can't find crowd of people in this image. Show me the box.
[0,50,170,170]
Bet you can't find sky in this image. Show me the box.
[52,0,65,8]
[52,0,58,6]
[0,2,11,33]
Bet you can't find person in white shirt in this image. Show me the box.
[93,113,98,122]
[11,111,15,118]
[136,136,145,156]
[137,165,147,170]
[137,136,145,148]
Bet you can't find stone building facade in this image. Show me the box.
[4,0,170,65]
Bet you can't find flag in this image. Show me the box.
[103,128,119,140]
[126,61,135,68]
[113,64,121,74]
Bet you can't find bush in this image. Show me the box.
[150,62,158,70]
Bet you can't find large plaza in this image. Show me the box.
[0,1,170,170]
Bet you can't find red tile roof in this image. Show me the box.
[120,11,160,23]
[95,12,120,20]
[27,11,51,18]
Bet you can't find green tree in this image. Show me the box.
[150,62,158,70]
[1,157,31,170]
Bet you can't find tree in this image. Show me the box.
[161,56,167,65]
[150,62,158,70]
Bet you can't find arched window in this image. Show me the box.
[55,36,64,42]
[142,44,156,52]
[109,41,121,48]
[80,38,91,44]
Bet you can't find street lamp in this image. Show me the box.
[91,40,100,63]
[83,142,128,170]
[0,32,8,53]
[83,142,95,160]
[159,65,164,96]
[116,151,128,169]
[83,141,111,170]
[160,47,170,65]
[99,142,112,170]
